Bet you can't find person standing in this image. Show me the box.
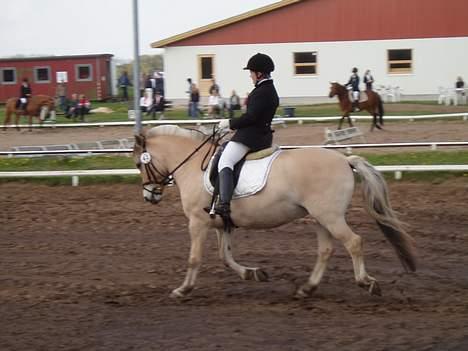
[363,69,374,90]
[118,71,132,101]
[55,81,67,112]
[346,67,360,111]
[19,78,32,111]
[228,90,241,117]
[215,53,279,227]
[186,78,193,117]
[189,83,200,118]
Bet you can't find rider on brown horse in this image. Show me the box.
[18,77,32,111]
[346,67,360,112]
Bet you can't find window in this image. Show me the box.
[75,64,92,81]
[388,49,412,74]
[34,66,51,83]
[200,57,213,79]
[1,68,16,84]
[293,52,317,75]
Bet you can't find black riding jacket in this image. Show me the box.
[20,84,32,98]
[228,79,279,152]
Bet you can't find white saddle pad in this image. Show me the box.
[203,150,282,199]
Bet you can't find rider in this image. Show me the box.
[19,77,32,111]
[346,67,360,112]
[215,53,279,220]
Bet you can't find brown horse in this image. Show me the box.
[3,95,56,131]
[133,125,416,299]
[329,82,384,131]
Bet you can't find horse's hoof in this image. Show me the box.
[169,286,193,299]
[244,268,269,282]
[294,284,317,299]
[368,280,382,296]
[253,268,269,282]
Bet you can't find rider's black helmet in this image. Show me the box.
[243,53,275,73]
[352,67,358,73]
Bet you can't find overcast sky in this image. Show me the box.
[0,0,278,61]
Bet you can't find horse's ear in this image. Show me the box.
[135,134,145,147]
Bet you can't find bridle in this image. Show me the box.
[137,127,227,202]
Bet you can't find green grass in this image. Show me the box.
[1,151,467,185]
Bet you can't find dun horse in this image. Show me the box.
[3,95,56,131]
[134,125,416,299]
[329,82,384,131]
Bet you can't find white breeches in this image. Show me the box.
[353,91,359,101]
[218,141,250,171]
[20,97,27,104]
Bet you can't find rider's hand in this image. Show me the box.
[218,119,231,130]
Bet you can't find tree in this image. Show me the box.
[116,55,164,81]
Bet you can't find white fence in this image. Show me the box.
[1,165,467,186]
[1,141,468,157]
[2,112,468,129]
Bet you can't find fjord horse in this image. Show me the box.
[3,95,56,131]
[134,125,416,299]
[329,82,384,131]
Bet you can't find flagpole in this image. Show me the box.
[132,0,141,135]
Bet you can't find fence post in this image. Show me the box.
[72,176,79,186]
[394,171,402,180]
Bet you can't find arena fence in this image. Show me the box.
[1,141,468,157]
[0,165,467,186]
[2,112,468,129]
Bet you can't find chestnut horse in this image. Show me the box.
[329,82,384,131]
[3,95,56,131]
[133,125,416,299]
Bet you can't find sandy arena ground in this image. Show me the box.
[1,115,468,350]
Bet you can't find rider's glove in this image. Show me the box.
[218,119,231,131]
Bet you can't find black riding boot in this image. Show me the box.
[353,100,360,112]
[215,167,235,231]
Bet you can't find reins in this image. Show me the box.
[140,126,228,193]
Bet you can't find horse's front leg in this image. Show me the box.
[216,229,269,282]
[28,115,33,132]
[170,217,209,298]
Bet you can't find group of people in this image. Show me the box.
[139,88,166,119]
[54,81,91,121]
[186,78,245,118]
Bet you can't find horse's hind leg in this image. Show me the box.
[324,218,381,296]
[296,224,334,298]
[170,218,209,298]
[216,229,268,282]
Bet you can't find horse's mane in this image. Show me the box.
[146,125,206,141]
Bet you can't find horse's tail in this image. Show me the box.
[347,155,416,272]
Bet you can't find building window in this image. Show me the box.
[75,64,92,81]
[34,66,51,83]
[293,52,317,75]
[388,49,412,74]
[1,68,16,84]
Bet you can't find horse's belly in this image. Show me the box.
[231,202,307,229]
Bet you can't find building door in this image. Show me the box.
[198,55,215,96]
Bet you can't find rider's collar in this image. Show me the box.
[255,78,272,88]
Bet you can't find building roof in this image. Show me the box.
[151,0,302,48]
[0,54,113,62]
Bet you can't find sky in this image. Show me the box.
[0,0,278,62]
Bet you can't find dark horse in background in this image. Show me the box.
[329,82,384,131]
[3,95,56,131]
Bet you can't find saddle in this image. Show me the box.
[207,143,281,194]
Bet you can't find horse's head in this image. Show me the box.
[133,132,169,204]
[329,82,338,98]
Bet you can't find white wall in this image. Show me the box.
[163,36,468,102]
